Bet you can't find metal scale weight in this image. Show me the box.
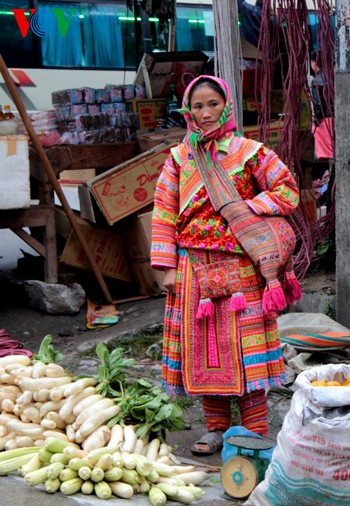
[220,434,274,499]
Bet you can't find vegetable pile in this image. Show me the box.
[0,338,211,503]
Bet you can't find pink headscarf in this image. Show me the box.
[180,75,238,160]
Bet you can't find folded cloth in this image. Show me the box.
[0,329,33,358]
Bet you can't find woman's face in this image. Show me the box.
[190,84,225,131]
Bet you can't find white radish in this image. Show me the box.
[4,364,25,374]
[171,465,195,474]
[0,426,8,437]
[121,452,137,470]
[45,363,66,378]
[33,389,50,402]
[158,442,170,457]
[108,481,133,499]
[156,456,173,465]
[62,445,87,459]
[0,431,17,451]
[133,439,144,455]
[1,399,14,413]
[13,366,33,378]
[106,424,124,450]
[0,355,31,366]
[39,400,64,418]
[32,362,47,378]
[72,394,104,417]
[5,438,18,451]
[74,398,115,428]
[63,377,97,398]
[65,424,76,442]
[0,413,17,424]
[6,418,42,434]
[168,452,181,465]
[146,438,161,462]
[46,411,66,429]
[82,425,111,453]
[172,471,209,485]
[18,376,71,392]
[1,373,17,384]
[42,430,69,441]
[59,386,96,422]
[16,391,33,406]
[15,435,34,447]
[22,406,41,424]
[79,405,120,438]
[34,439,45,447]
[41,419,56,429]
[49,385,66,402]
[122,425,138,453]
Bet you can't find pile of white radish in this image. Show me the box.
[0,355,211,503]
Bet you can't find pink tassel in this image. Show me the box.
[229,292,247,312]
[262,280,287,314]
[196,298,215,319]
[283,272,302,305]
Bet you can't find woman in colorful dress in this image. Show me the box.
[151,75,300,456]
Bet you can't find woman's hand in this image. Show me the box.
[163,268,177,294]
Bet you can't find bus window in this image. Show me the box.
[38,2,125,68]
[175,5,214,52]
[0,1,216,71]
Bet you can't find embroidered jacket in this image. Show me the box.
[151,133,299,270]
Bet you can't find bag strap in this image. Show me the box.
[191,144,242,211]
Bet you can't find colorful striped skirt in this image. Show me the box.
[162,249,286,396]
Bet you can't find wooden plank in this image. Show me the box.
[12,229,46,257]
[66,142,140,169]
[30,146,73,181]
[0,206,53,228]
[43,209,58,283]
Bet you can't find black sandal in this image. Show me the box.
[190,431,223,456]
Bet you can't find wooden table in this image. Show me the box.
[0,142,139,284]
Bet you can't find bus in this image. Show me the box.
[0,0,334,111]
[0,0,214,110]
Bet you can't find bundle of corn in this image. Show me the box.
[0,437,209,503]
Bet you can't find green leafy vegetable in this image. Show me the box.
[32,335,63,364]
[76,343,137,397]
[108,379,185,439]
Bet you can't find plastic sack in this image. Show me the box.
[245,363,350,506]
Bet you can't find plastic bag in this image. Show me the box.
[245,363,350,505]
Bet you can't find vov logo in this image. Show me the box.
[12,8,76,38]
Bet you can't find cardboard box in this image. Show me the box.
[125,211,165,295]
[300,189,317,223]
[81,142,175,226]
[0,135,30,210]
[244,119,281,151]
[59,168,96,184]
[133,51,208,98]
[137,127,186,153]
[271,90,311,130]
[242,97,262,112]
[126,99,168,130]
[60,217,133,282]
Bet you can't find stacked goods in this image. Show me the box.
[0,338,210,503]
[51,84,144,145]
[29,110,61,147]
